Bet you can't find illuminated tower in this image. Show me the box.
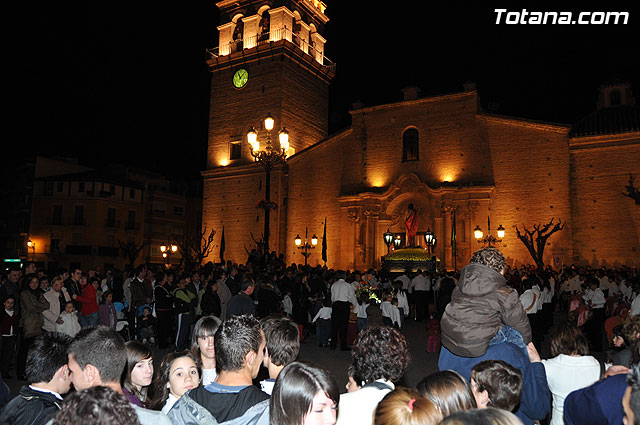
[202,0,335,262]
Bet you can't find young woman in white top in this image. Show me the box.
[191,315,222,386]
[149,350,200,414]
[541,321,601,425]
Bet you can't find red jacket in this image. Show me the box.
[76,284,99,316]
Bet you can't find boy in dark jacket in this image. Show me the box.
[0,332,73,424]
[1,296,19,379]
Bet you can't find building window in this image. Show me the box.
[610,90,621,106]
[127,211,136,229]
[109,184,115,194]
[78,182,85,192]
[230,142,242,160]
[107,208,116,227]
[130,188,135,199]
[57,182,64,192]
[50,238,60,253]
[402,128,419,162]
[173,205,185,216]
[52,205,63,225]
[74,205,84,225]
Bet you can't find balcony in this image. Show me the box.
[207,27,335,73]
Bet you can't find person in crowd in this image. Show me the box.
[42,276,71,333]
[269,361,340,425]
[583,275,606,352]
[168,314,269,425]
[520,274,542,348]
[623,364,640,425]
[613,316,640,368]
[393,281,410,326]
[200,280,221,319]
[55,301,81,337]
[416,370,477,418]
[190,315,222,386]
[426,312,440,353]
[1,267,21,315]
[260,316,300,395]
[380,293,401,328]
[53,386,141,425]
[122,341,154,407]
[73,275,100,327]
[330,270,358,351]
[99,290,118,330]
[312,298,333,347]
[63,268,82,312]
[152,272,173,349]
[470,360,523,412]
[563,363,630,425]
[138,306,156,344]
[336,326,410,425]
[283,289,293,317]
[173,274,196,351]
[439,408,525,425]
[149,351,201,414]
[374,387,443,425]
[409,269,430,321]
[440,248,532,358]
[38,275,50,293]
[226,278,256,318]
[215,270,232,321]
[17,273,49,380]
[1,296,19,379]
[354,294,369,332]
[0,332,72,424]
[67,326,171,425]
[345,365,362,393]
[541,321,600,425]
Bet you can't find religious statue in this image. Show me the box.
[405,203,418,247]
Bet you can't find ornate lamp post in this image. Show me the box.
[248,114,289,255]
[383,228,394,254]
[393,235,402,250]
[423,229,437,254]
[160,242,178,267]
[474,216,506,248]
[294,227,318,266]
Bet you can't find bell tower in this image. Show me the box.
[205,0,334,169]
[202,0,335,263]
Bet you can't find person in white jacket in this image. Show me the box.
[42,276,72,333]
[56,301,81,338]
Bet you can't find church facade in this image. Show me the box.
[202,0,640,270]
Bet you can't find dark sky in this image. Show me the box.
[18,1,639,180]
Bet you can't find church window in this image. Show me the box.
[402,128,419,162]
[610,90,621,106]
[230,142,242,160]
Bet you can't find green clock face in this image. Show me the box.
[233,68,249,88]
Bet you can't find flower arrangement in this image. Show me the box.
[256,200,278,210]
[355,274,381,303]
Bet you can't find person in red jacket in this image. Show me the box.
[73,276,99,327]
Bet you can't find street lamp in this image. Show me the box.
[248,113,289,254]
[474,216,505,247]
[26,239,35,260]
[160,242,178,267]
[393,235,402,249]
[294,227,317,265]
[383,229,394,254]
[423,229,437,254]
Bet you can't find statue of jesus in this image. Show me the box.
[405,203,418,247]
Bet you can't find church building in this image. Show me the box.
[202,0,640,270]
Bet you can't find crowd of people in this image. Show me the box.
[0,248,639,425]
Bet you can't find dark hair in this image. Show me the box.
[26,332,73,383]
[470,360,523,412]
[417,370,476,417]
[191,315,222,357]
[68,326,127,384]
[351,326,409,384]
[123,341,153,404]
[374,387,442,425]
[550,321,590,357]
[439,408,524,425]
[149,350,200,411]
[101,290,113,304]
[261,316,300,367]
[624,316,640,345]
[269,361,339,425]
[469,248,506,274]
[626,364,640,425]
[53,386,140,425]
[215,314,263,372]
[240,278,254,292]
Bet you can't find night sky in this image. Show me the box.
[19,2,639,180]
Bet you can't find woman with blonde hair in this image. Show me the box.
[374,387,443,425]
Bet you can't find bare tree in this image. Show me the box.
[118,239,146,271]
[623,173,640,205]
[172,226,216,272]
[515,218,565,271]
